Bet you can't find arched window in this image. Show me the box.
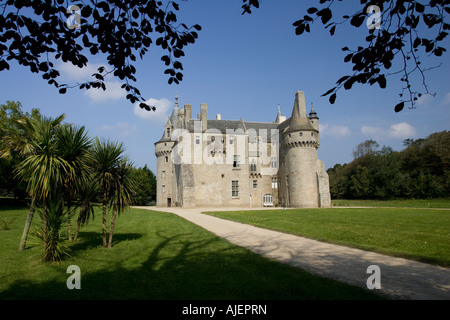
[263,194,273,206]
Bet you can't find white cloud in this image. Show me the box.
[134,97,173,125]
[388,122,416,138]
[320,124,351,138]
[442,92,450,106]
[98,122,137,136]
[361,122,416,139]
[83,80,126,102]
[58,62,103,82]
[58,62,126,102]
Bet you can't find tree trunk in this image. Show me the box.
[107,205,117,248]
[18,197,36,251]
[42,200,48,257]
[74,218,81,241]
[102,192,107,248]
[68,215,72,241]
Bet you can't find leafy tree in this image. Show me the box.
[349,165,373,199]
[328,131,449,200]
[352,139,380,159]
[0,101,40,200]
[0,0,201,110]
[129,165,156,205]
[242,0,450,111]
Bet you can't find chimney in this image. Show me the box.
[216,114,221,120]
[200,103,207,132]
[184,104,192,120]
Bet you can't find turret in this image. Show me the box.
[280,91,320,207]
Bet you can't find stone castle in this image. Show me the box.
[154,91,331,208]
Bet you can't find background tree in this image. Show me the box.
[129,165,156,205]
[0,0,201,110]
[242,0,450,111]
[327,130,450,200]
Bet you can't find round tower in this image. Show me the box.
[281,91,320,208]
[154,101,179,207]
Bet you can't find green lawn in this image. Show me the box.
[331,198,450,208]
[206,207,450,268]
[0,206,383,300]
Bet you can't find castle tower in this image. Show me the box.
[281,91,320,207]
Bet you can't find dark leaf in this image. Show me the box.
[307,7,318,14]
[350,14,365,28]
[415,2,425,13]
[317,8,332,24]
[394,102,404,112]
[329,93,336,104]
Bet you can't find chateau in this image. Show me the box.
[154,91,331,208]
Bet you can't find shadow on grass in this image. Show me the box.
[69,231,143,252]
[0,228,384,301]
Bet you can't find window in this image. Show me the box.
[233,155,240,168]
[263,194,273,206]
[272,177,278,189]
[166,127,171,137]
[230,136,235,144]
[250,158,256,172]
[162,185,166,193]
[299,132,303,136]
[271,157,277,169]
[195,136,200,144]
[253,180,257,188]
[286,175,289,187]
[162,171,166,178]
[232,180,239,197]
[311,132,314,136]
[165,156,168,163]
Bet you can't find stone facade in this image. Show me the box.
[154,91,331,208]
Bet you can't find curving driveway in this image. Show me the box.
[136,206,450,300]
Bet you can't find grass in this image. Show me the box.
[0,206,383,300]
[331,198,450,208]
[206,207,450,268]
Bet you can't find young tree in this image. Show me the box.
[14,114,69,260]
[91,138,127,248]
[108,159,136,248]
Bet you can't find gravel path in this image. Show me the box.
[137,206,450,300]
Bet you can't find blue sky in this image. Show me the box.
[1,0,449,173]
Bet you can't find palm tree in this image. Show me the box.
[74,178,99,241]
[11,114,65,251]
[91,138,126,248]
[57,124,92,241]
[108,159,136,248]
[14,115,69,259]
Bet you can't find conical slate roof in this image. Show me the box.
[285,91,317,132]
